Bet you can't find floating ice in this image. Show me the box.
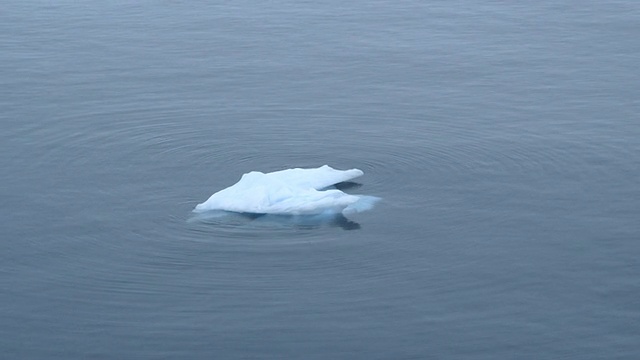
[194,165,379,216]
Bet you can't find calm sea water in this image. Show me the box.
[2,1,639,359]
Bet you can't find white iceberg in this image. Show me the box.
[194,165,379,216]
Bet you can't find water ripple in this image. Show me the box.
[13,105,613,247]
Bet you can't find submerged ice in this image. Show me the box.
[194,165,379,215]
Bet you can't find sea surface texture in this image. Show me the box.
[1,1,639,359]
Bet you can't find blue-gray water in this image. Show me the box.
[2,1,639,359]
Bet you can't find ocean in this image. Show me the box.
[1,1,639,358]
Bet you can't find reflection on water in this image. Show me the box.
[190,210,362,231]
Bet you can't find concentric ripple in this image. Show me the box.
[9,100,613,247]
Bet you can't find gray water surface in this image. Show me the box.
[2,1,640,359]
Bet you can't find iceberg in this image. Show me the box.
[194,165,379,216]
